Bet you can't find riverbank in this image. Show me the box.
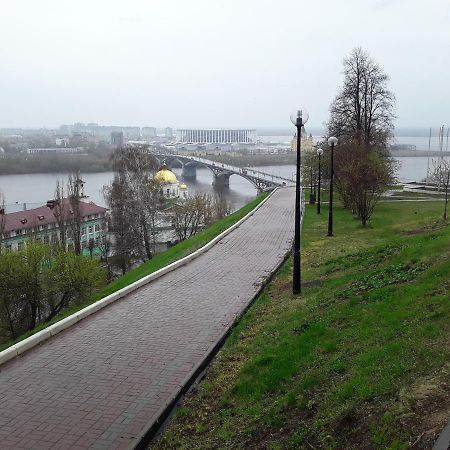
[153,200,450,449]
[0,153,112,175]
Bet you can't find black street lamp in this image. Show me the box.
[316,148,323,214]
[327,136,338,237]
[290,108,309,295]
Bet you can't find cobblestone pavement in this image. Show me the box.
[0,187,295,450]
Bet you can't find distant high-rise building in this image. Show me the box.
[176,129,257,144]
[165,127,174,139]
[111,131,124,147]
[142,127,157,138]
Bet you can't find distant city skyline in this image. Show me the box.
[1,123,449,139]
[1,0,449,130]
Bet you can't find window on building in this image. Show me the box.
[44,235,50,245]
[95,224,100,232]
[82,227,86,235]
[88,226,93,233]
[17,241,24,250]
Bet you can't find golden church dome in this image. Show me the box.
[180,183,188,189]
[154,167,178,184]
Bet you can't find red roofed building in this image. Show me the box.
[0,200,108,253]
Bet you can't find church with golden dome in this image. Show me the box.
[154,165,189,199]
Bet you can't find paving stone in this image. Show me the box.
[0,187,295,449]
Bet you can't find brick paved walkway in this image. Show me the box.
[0,188,295,450]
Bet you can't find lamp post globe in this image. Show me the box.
[316,148,324,214]
[328,136,338,147]
[327,137,338,236]
[290,107,308,295]
[290,109,309,127]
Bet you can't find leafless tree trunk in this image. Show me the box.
[52,181,68,250]
[0,192,6,254]
[212,189,231,220]
[432,159,450,220]
[67,172,83,255]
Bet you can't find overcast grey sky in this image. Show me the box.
[0,0,449,129]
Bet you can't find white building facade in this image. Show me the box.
[176,129,257,144]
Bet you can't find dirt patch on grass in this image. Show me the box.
[302,279,324,289]
[404,221,448,235]
[397,364,450,448]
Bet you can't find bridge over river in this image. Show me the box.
[152,153,294,191]
[0,187,299,450]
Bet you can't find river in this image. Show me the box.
[0,157,439,213]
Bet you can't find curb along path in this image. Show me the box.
[0,187,295,450]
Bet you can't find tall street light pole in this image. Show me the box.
[327,136,338,237]
[317,148,323,214]
[290,108,309,295]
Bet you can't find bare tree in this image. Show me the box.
[49,181,68,250]
[327,48,397,225]
[141,178,164,258]
[212,189,231,220]
[104,173,140,275]
[328,47,395,149]
[432,159,450,220]
[108,146,161,262]
[336,145,396,225]
[67,172,83,255]
[172,192,213,241]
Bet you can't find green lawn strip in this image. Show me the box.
[154,200,450,450]
[0,192,269,353]
[391,190,447,198]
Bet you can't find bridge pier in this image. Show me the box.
[212,172,231,188]
[182,164,197,179]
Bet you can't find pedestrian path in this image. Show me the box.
[0,187,295,450]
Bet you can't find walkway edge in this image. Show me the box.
[0,189,278,368]
[129,194,303,450]
[130,245,293,450]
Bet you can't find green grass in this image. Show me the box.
[154,199,450,450]
[0,192,269,353]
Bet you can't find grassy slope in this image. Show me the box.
[0,193,268,352]
[154,200,450,450]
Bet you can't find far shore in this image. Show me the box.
[0,150,447,176]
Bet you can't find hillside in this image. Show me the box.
[153,199,450,449]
